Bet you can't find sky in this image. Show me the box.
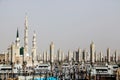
[0,0,120,55]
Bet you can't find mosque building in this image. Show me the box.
[3,16,37,66]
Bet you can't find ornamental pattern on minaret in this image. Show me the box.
[24,16,28,55]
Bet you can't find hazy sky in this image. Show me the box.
[0,0,120,55]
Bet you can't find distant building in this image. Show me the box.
[0,54,5,64]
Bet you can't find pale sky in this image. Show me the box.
[0,0,120,55]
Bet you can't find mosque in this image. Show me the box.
[3,16,38,66]
[1,15,119,67]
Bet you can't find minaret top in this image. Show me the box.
[50,41,54,48]
[107,48,110,51]
[51,41,54,45]
[90,41,95,48]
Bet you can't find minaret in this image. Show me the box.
[94,51,97,62]
[8,45,11,62]
[24,15,29,60]
[4,51,7,64]
[32,31,37,62]
[100,51,102,62]
[11,42,16,63]
[78,48,82,62]
[47,51,50,62]
[82,49,87,62]
[68,50,73,62]
[50,42,54,63]
[68,50,70,62]
[107,48,110,63]
[62,51,65,61]
[73,51,76,61]
[43,51,46,62]
[15,28,20,56]
[90,41,95,65]
[42,52,44,62]
[58,48,62,62]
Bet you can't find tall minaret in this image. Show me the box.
[94,51,97,62]
[15,28,20,56]
[50,42,54,63]
[58,48,62,62]
[82,49,87,62]
[24,15,29,59]
[43,51,46,62]
[68,50,73,62]
[107,48,110,63]
[32,31,37,61]
[73,51,76,61]
[100,51,102,62]
[78,48,82,62]
[90,41,95,65]
[11,42,16,63]
[46,51,48,62]
[8,45,11,62]
[68,50,70,62]
[62,51,65,61]
[46,51,50,62]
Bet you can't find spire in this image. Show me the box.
[16,28,19,38]
[24,14,28,30]
[16,28,20,48]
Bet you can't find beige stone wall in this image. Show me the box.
[0,54,5,64]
